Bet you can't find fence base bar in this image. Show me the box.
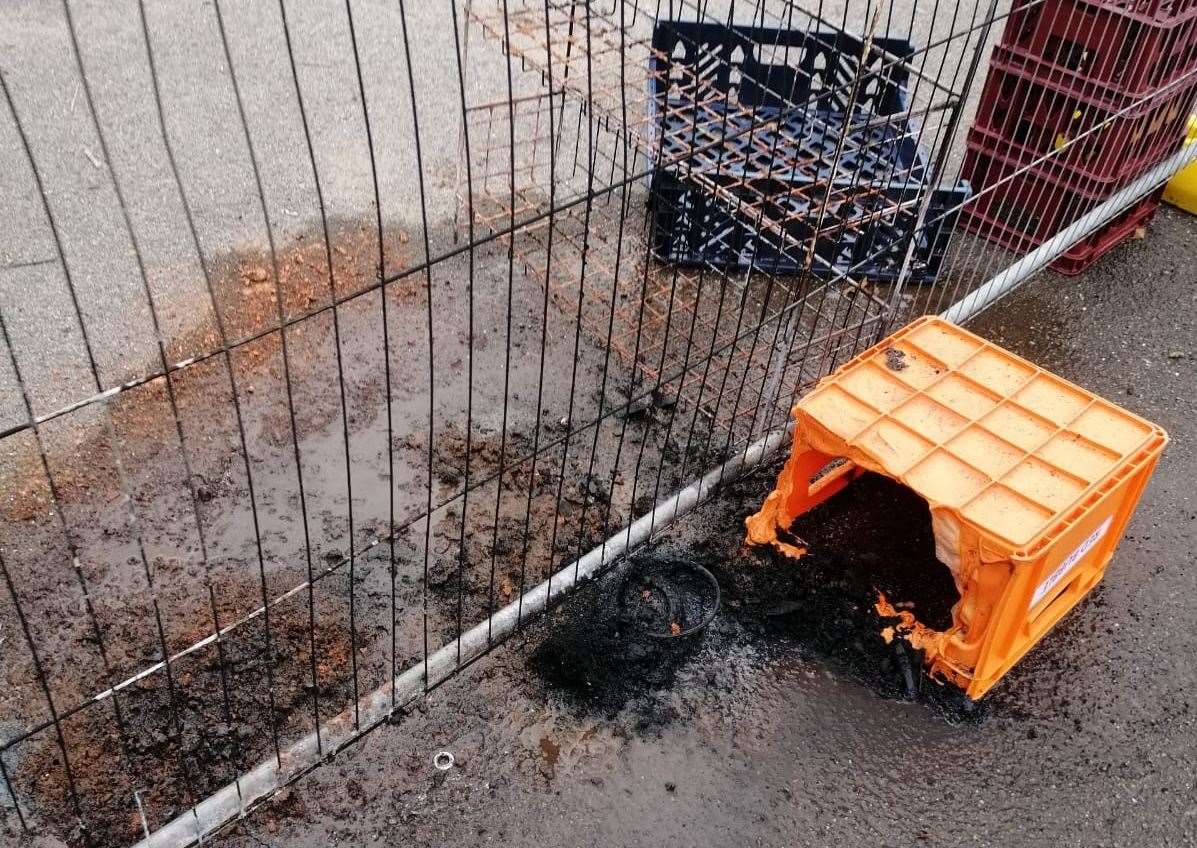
[135,425,793,848]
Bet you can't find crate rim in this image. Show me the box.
[1072,0,1197,27]
[989,43,1197,111]
[963,129,1140,198]
[806,315,1168,559]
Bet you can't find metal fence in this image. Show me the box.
[0,0,1191,845]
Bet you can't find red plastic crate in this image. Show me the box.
[973,49,1197,186]
[960,137,1163,274]
[1000,0,1197,97]
[1082,0,1197,22]
[1050,189,1161,274]
[961,134,1113,248]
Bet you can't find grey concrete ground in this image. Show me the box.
[203,206,1195,848]
[0,0,985,421]
[0,0,492,420]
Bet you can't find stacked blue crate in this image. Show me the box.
[646,21,970,282]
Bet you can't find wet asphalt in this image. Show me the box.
[207,206,1196,848]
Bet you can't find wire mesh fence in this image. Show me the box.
[0,0,1192,845]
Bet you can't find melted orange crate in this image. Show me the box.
[746,316,1167,699]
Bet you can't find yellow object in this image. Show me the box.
[745,316,1167,700]
[1054,108,1085,150]
[1163,115,1197,214]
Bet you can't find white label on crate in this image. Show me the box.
[1031,516,1113,609]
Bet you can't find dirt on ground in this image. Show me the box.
[415,421,626,641]
[0,202,679,845]
[0,218,414,523]
[14,578,351,848]
[0,219,420,846]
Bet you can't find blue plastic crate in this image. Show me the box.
[646,20,970,282]
[649,170,969,282]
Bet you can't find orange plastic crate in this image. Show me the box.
[746,316,1167,699]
